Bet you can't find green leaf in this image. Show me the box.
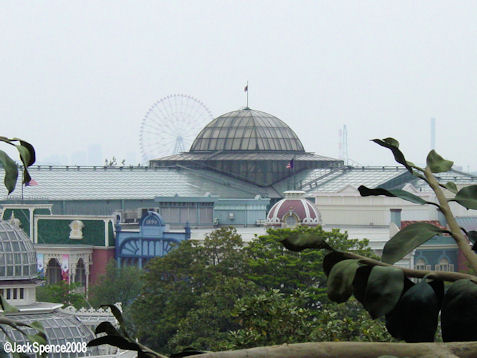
[444,182,458,194]
[0,294,19,313]
[14,145,32,184]
[358,185,437,206]
[363,266,404,318]
[388,281,441,342]
[278,231,331,252]
[327,259,360,303]
[441,279,477,342]
[426,150,453,173]
[27,333,48,348]
[385,277,414,339]
[28,321,46,335]
[87,335,141,351]
[0,150,18,194]
[100,304,128,338]
[427,278,444,308]
[382,223,445,264]
[170,348,210,358]
[95,321,121,336]
[352,264,373,304]
[323,251,347,277]
[371,138,414,173]
[452,185,477,210]
[11,138,36,166]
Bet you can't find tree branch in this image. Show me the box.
[339,251,477,283]
[188,341,477,358]
[424,166,477,273]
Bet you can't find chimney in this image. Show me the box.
[390,209,402,228]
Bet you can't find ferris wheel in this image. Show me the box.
[139,94,213,163]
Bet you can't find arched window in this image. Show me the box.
[74,259,86,287]
[46,259,62,284]
[436,257,454,272]
[415,258,430,271]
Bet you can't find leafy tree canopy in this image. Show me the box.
[129,226,384,354]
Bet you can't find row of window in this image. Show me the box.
[415,264,455,272]
[0,287,25,300]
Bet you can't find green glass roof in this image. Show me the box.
[0,166,280,201]
[190,108,305,152]
[0,221,37,281]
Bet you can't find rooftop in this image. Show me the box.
[189,108,305,152]
[0,165,280,201]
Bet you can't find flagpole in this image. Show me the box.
[246,81,249,108]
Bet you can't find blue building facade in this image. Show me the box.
[414,235,458,272]
[115,211,190,268]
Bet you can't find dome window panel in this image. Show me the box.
[218,127,229,138]
[234,127,245,137]
[232,138,242,150]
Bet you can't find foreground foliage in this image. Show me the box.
[0,136,35,193]
[277,138,477,345]
[0,138,47,358]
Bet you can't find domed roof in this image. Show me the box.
[0,219,38,280]
[190,108,305,152]
[266,191,320,227]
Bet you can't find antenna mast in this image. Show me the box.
[339,125,349,165]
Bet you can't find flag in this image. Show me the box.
[25,179,38,186]
[244,84,248,92]
[286,159,294,169]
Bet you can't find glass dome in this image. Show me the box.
[0,220,37,280]
[0,312,99,357]
[190,108,305,152]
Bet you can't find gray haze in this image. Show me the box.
[1,1,477,170]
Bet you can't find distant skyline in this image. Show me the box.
[2,1,477,170]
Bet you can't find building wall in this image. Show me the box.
[36,218,109,246]
[213,198,269,226]
[52,199,158,216]
[315,193,436,227]
[91,248,115,284]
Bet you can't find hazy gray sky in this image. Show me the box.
[1,1,477,170]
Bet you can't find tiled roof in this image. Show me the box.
[0,166,279,201]
[401,220,447,231]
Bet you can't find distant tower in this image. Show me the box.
[339,125,349,165]
[430,118,436,151]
